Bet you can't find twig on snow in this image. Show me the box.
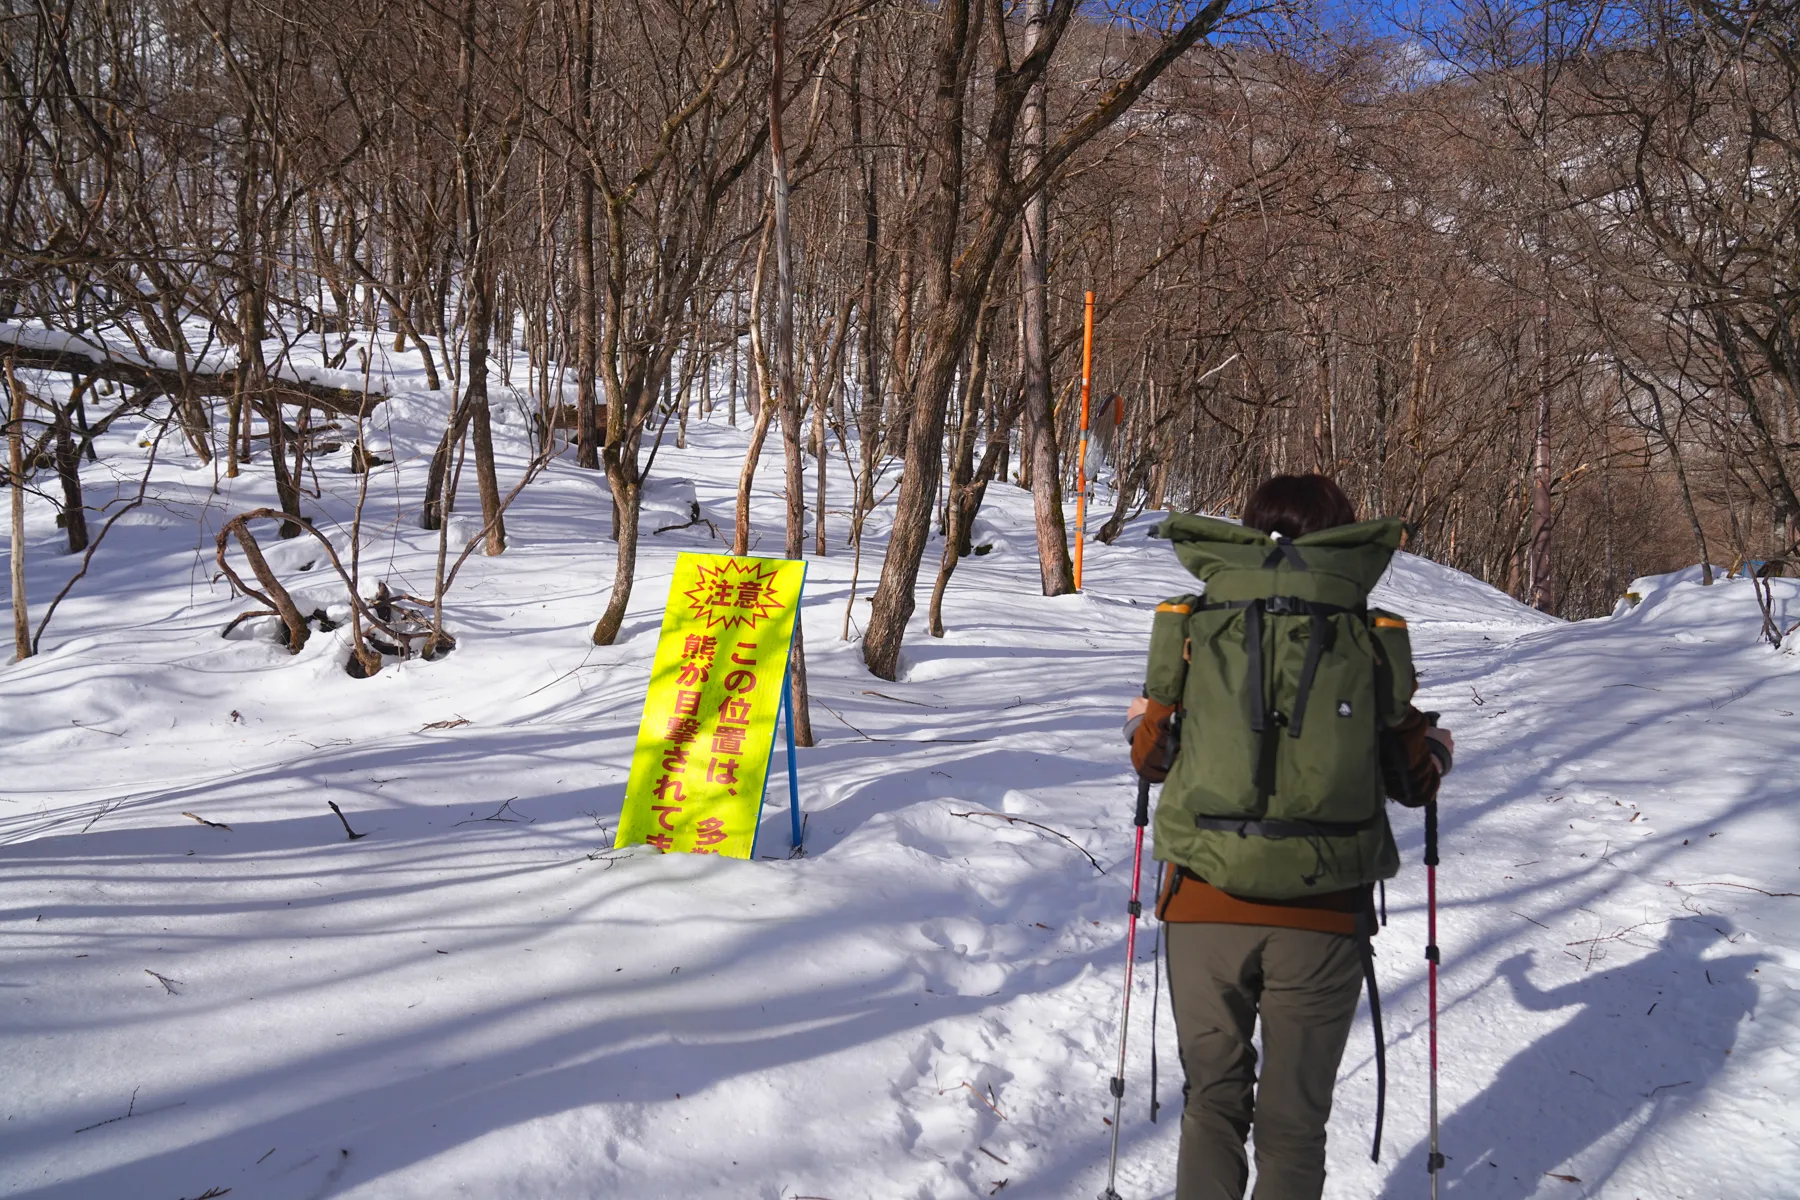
[817,702,871,741]
[454,798,531,826]
[653,501,721,539]
[861,689,947,709]
[80,800,123,834]
[74,1086,141,1133]
[949,810,1105,874]
[419,716,470,730]
[939,1080,1007,1120]
[1566,918,1670,970]
[327,801,366,841]
[181,811,232,831]
[145,970,182,994]
[1669,880,1800,898]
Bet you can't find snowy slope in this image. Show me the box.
[2,358,1797,1199]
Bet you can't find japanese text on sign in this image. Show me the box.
[615,553,806,858]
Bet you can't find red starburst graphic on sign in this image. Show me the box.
[682,560,783,631]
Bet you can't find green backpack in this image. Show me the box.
[1144,514,1418,900]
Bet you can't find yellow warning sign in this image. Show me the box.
[615,553,806,858]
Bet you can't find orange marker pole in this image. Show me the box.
[1074,290,1095,590]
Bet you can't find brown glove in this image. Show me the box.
[1126,697,1181,782]
[1381,708,1443,807]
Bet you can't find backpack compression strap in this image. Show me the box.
[1356,904,1387,1163]
[1201,596,1363,743]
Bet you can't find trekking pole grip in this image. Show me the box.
[1423,799,1439,868]
[1134,776,1152,828]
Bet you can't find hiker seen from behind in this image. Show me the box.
[1123,474,1453,1200]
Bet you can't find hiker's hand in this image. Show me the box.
[1123,695,1149,744]
[1424,726,1454,775]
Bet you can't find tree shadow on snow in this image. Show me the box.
[1381,917,1763,1199]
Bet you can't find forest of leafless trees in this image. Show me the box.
[3,0,1798,681]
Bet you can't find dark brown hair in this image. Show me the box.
[1243,474,1357,539]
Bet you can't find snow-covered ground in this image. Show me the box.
[2,349,1797,1199]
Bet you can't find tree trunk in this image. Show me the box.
[422,396,473,531]
[53,391,88,554]
[1019,0,1074,596]
[1529,291,1554,612]
[864,302,980,678]
[929,304,1004,637]
[734,218,777,557]
[465,264,507,556]
[851,31,882,520]
[456,0,505,557]
[7,360,29,661]
[589,471,640,646]
[573,0,600,470]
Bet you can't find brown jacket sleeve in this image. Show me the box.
[1386,708,1444,807]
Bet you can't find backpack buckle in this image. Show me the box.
[1264,596,1303,615]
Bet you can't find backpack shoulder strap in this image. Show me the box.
[1366,607,1417,726]
[1145,594,1199,707]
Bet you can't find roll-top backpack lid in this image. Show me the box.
[1154,513,1403,607]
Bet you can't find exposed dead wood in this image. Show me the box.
[328,800,366,841]
[948,810,1105,873]
[1,336,387,419]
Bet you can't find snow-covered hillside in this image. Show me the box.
[2,380,1797,1199]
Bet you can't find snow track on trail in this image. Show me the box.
[2,365,1797,1198]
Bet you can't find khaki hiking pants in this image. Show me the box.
[1166,921,1364,1200]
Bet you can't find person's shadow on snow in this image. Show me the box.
[1381,916,1762,1198]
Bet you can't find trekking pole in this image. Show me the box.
[1425,795,1443,1199]
[1100,775,1152,1200]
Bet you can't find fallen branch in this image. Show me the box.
[1566,918,1670,970]
[816,702,871,741]
[455,798,531,826]
[181,811,232,831]
[939,1080,1007,1120]
[419,716,470,730]
[74,1086,140,1134]
[862,689,946,709]
[215,508,411,663]
[2,327,386,417]
[80,800,123,834]
[654,500,721,539]
[948,810,1104,874]
[1670,880,1800,898]
[327,801,366,841]
[145,970,182,995]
